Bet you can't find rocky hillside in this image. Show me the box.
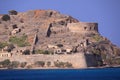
[0,10,120,66]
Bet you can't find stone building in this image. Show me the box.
[11,28,21,35]
[0,50,11,57]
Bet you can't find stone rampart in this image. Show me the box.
[67,22,98,34]
[0,53,98,68]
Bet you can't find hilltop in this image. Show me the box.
[0,10,120,69]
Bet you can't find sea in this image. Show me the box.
[0,68,120,80]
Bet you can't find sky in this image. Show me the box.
[0,0,120,47]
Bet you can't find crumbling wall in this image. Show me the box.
[67,22,98,34]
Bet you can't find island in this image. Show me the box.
[0,10,120,69]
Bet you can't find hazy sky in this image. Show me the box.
[0,0,120,47]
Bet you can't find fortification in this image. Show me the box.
[67,22,98,34]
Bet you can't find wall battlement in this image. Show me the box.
[67,22,98,34]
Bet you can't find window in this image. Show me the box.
[57,49,61,53]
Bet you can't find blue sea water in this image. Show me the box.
[0,68,120,80]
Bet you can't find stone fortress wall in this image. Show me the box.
[0,53,97,68]
[67,22,98,34]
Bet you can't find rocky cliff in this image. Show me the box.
[0,9,120,67]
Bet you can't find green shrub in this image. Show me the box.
[47,61,51,67]
[92,35,103,42]
[27,65,32,69]
[112,58,120,65]
[91,48,101,55]
[6,44,15,52]
[0,42,15,52]
[64,62,72,68]
[43,50,50,54]
[35,49,44,54]
[22,49,30,55]
[34,61,45,67]
[9,35,30,47]
[97,61,103,66]
[43,50,54,55]
[54,61,61,67]
[20,62,27,68]
[35,50,52,55]
[54,61,72,68]
[0,42,8,49]
[0,59,11,68]
[101,53,106,61]
[0,60,27,69]
[113,48,120,56]
[9,61,20,68]
[56,44,63,47]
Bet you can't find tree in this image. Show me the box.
[35,49,44,54]
[22,49,30,55]
[9,10,18,15]
[1,15,10,21]
[34,61,45,67]
[56,44,63,47]
[9,61,20,68]
[54,61,73,68]
[0,42,8,49]
[20,62,27,68]
[65,62,72,68]
[43,50,50,54]
[6,44,15,52]
[47,61,51,67]
[12,24,18,29]
[0,59,11,67]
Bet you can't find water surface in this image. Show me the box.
[0,68,120,80]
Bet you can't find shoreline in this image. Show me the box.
[0,65,120,70]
